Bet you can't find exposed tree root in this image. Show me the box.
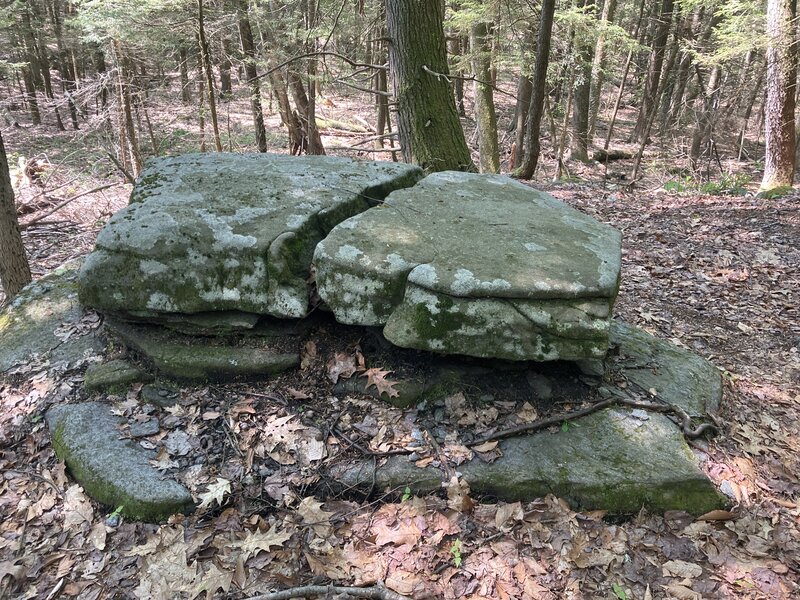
[240,584,411,600]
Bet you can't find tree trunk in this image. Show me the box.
[587,0,618,139]
[631,0,675,142]
[289,70,325,155]
[760,0,798,193]
[0,130,32,300]
[219,37,233,99]
[197,0,223,152]
[470,21,499,173]
[385,0,473,172]
[179,47,192,103]
[237,0,267,152]
[511,73,533,169]
[513,0,556,179]
[111,40,142,177]
[689,64,722,172]
[449,37,466,117]
[570,0,595,162]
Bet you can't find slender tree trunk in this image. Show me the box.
[289,70,325,155]
[689,65,722,172]
[219,37,233,99]
[631,0,675,142]
[111,40,142,177]
[570,0,595,162]
[588,0,618,139]
[385,0,474,172]
[471,21,499,173]
[197,0,223,151]
[760,0,798,193]
[0,130,32,300]
[179,47,191,103]
[513,0,556,179]
[449,37,467,117]
[237,0,267,152]
[511,74,533,169]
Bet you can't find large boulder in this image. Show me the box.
[315,172,622,361]
[79,153,422,320]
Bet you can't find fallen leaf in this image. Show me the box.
[63,485,93,528]
[444,475,475,513]
[198,478,231,511]
[662,559,703,578]
[227,524,293,561]
[328,351,357,383]
[362,368,399,398]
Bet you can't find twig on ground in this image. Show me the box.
[20,183,118,230]
[239,583,410,600]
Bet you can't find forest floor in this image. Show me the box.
[0,85,799,599]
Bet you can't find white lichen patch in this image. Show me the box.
[200,287,242,302]
[197,209,258,250]
[336,244,364,262]
[408,264,439,286]
[146,292,178,312]
[266,287,306,318]
[286,214,305,229]
[524,242,546,252]
[450,268,512,296]
[139,259,168,275]
[223,258,241,269]
[337,214,363,230]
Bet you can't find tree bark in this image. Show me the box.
[587,0,617,139]
[111,40,142,177]
[760,0,798,193]
[0,130,32,300]
[470,21,499,173]
[197,0,223,152]
[570,0,595,162]
[631,0,675,143]
[513,0,556,179]
[385,0,473,172]
[236,0,267,152]
[179,47,192,104]
[689,64,722,172]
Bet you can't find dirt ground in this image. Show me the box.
[1,83,799,599]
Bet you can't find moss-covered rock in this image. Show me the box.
[0,259,104,373]
[84,359,153,393]
[105,319,299,381]
[79,153,422,321]
[315,171,621,361]
[46,402,194,522]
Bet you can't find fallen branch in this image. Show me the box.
[106,152,135,184]
[241,584,410,600]
[20,183,118,230]
[469,393,718,447]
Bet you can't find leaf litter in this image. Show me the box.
[0,187,798,599]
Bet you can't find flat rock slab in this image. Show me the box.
[106,319,300,381]
[84,359,153,393]
[79,153,422,320]
[0,259,104,373]
[47,402,194,522]
[330,322,726,514]
[315,172,622,361]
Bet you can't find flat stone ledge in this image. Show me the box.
[331,408,726,515]
[328,321,725,514]
[47,402,194,522]
[105,319,300,381]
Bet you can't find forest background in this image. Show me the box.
[0,0,799,599]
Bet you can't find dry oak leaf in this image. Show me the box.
[197,477,231,510]
[327,351,358,383]
[227,524,293,561]
[662,559,703,579]
[362,367,400,398]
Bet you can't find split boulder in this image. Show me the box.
[79,153,422,321]
[315,171,622,361]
